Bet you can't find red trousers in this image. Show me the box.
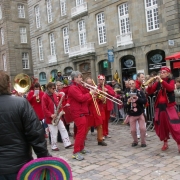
[73,116,88,154]
[102,110,111,136]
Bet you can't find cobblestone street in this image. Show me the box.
[43,122,180,180]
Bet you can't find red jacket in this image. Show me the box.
[42,92,58,124]
[135,80,142,90]
[98,84,115,111]
[146,79,176,107]
[68,82,91,120]
[26,90,44,120]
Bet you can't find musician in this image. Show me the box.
[85,77,107,146]
[27,82,48,138]
[0,71,51,180]
[42,82,72,151]
[97,75,115,139]
[68,71,96,161]
[147,66,180,152]
[135,73,145,89]
[125,79,147,147]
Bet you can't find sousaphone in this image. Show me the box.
[13,73,32,93]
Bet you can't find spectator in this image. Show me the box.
[55,71,64,82]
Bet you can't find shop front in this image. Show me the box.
[147,50,166,75]
[121,55,136,82]
[99,60,112,81]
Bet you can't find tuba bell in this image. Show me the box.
[13,73,32,93]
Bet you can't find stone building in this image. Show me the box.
[0,0,33,85]
[28,0,180,86]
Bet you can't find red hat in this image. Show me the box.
[97,75,105,80]
[160,66,171,73]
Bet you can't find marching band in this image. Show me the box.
[9,66,180,161]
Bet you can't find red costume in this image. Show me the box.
[68,81,91,154]
[42,92,58,124]
[147,67,180,150]
[98,75,115,137]
[135,80,142,90]
[27,90,44,120]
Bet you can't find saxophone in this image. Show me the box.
[51,92,65,126]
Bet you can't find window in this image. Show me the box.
[63,27,69,54]
[1,28,4,45]
[47,0,52,23]
[35,5,41,28]
[2,54,6,71]
[49,33,56,55]
[22,53,29,69]
[76,0,83,6]
[78,20,86,45]
[20,27,27,43]
[118,3,130,35]
[96,12,106,44]
[18,4,25,18]
[40,72,46,80]
[37,37,43,60]
[0,5,2,20]
[60,0,66,16]
[145,0,159,31]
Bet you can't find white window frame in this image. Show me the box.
[78,20,86,46]
[2,54,6,71]
[0,5,2,20]
[63,27,69,54]
[22,52,29,69]
[47,0,53,23]
[37,37,44,61]
[18,4,25,18]
[76,0,83,6]
[60,0,66,16]
[20,27,27,43]
[35,5,41,28]
[49,33,56,55]
[118,3,131,35]
[96,12,106,45]
[144,0,159,32]
[1,28,4,45]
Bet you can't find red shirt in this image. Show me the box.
[68,81,91,119]
[27,90,44,120]
[42,92,58,124]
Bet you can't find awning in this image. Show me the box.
[173,61,180,69]
[165,52,180,60]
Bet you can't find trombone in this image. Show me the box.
[81,81,123,105]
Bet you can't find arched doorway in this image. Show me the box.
[79,62,91,80]
[51,69,57,81]
[147,50,166,75]
[64,66,73,76]
[121,55,136,82]
[39,72,47,85]
[99,60,112,81]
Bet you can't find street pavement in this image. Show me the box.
[39,122,180,180]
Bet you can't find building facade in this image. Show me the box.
[28,0,180,85]
[0,0,33,85]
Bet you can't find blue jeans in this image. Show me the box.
[0,173,17,180]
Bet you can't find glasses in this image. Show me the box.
[52,87,56,90]
[99,79,104,80]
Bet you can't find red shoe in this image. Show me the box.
[161,144,168,151]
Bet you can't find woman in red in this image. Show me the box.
[147,67,180,152]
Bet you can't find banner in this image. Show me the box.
[108,49,114,62]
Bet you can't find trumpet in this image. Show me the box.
[141,77,156,89]
[81,81,123,105]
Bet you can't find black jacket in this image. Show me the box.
[124,89,147,116]
[0,95,50,175]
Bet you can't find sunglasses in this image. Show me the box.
[51,87,56,90]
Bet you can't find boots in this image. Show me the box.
[161,140,168,151]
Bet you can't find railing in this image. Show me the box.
[69,42,95,58]
[71,2,87,17]
[116,32,133,47]
[48,55,57,63]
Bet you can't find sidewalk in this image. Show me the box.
[39,123,180,180]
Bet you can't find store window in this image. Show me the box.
[99,60,112,81]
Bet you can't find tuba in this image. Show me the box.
[13,73,32,93]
